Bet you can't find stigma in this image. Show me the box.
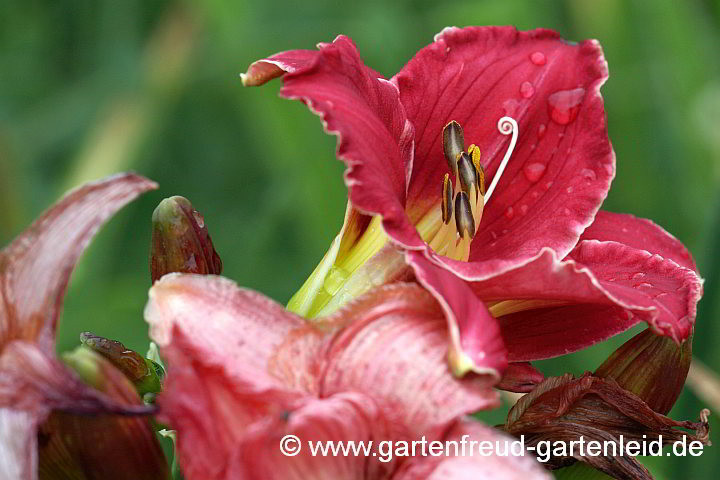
[427,116,518,262]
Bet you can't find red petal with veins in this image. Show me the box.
[396,26,613,278]
[0,173,157,352]
[462,240,700,361]
[234,393,391,480]
[580,210,697,271]
[393,419,551,480]
[319,283,499,440]
[243,35,422,250]
[408,252,507,378]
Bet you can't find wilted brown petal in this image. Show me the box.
[504,374,710,480]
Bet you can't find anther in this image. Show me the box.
[441,173,453,224]
[443,121,465,177]
[456,152,478,203]
[454,191,475,239]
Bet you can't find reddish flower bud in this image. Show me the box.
[150,196,222,283]
[38,347,169,480]
[595,328,692,415]
[80,332,164,396]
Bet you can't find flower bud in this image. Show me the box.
[150,195,222,283]
[38,347,169,480]
[594,328,692,414]
[80,332,164,396]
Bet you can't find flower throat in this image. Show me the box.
[288,117,518,317]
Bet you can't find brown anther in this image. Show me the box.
[456,152,478,197]
[441,173,453,224]
[443,121,464,177]
[454,191,475,238]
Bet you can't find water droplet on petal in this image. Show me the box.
[519,204,528,215]
[537,124,546,139]
[566,186,574,193]
[580,168,597,181]
[192,211,205,228]
[503,98,519,116]
[563,208,571,215]
[530,51,546,65]
[523,162,546,183]
[632,272,646,280]
[520,81,535,98]
[634,282,653,289]
[505,206,515,219]
[544,181,553,191]
[547,88,585,125]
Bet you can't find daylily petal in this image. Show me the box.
[455,240,699,361]
[149,274,501,452]
[0,408,38,480]
[394,26,613,277]
[319,283,500,440]
[243,35,423,250]
[393,419,551,480]
[579,210,697,271]
[146,274,321,398]
[0,173,157,352]
[234,393,391,480]
[408,251,507,378]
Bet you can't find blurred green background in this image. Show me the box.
[1,0,718,477]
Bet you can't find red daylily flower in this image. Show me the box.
[243,26,702,377]
[145,275,550,480]
[0,174,167,479]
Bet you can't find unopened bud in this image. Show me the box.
[80,332,164,396]
[150,195,222,283]
[595,328,692,414]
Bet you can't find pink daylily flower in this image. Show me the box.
[145,274,550,479]
[0,174,163,479]
[243,26,702,376]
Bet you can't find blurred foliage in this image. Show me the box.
[1,0,718,477]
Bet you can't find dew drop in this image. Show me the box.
[531,191,539,199]
[544,181,553,191]
[503,98,519,116]
[547,88,585,125]
[192,211,205,228]
[563,207,571,215]
[505,206,515,219]
[634,282,653,289]
[520,81,535,98]
[537,123,546,139]
[581,168,597,181]
[519,204,529,215]
[523,162,546,183]
[632,272,646,280]
[566,186,573,193]
[323,266,349,295]
[530,51,546,65]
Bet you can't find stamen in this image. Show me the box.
[484,116,518,204]
[441,173,453,224]
[454,191,475,239]
[468,145,485,197]
[443,121,465,178]
[456,152,477,196]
